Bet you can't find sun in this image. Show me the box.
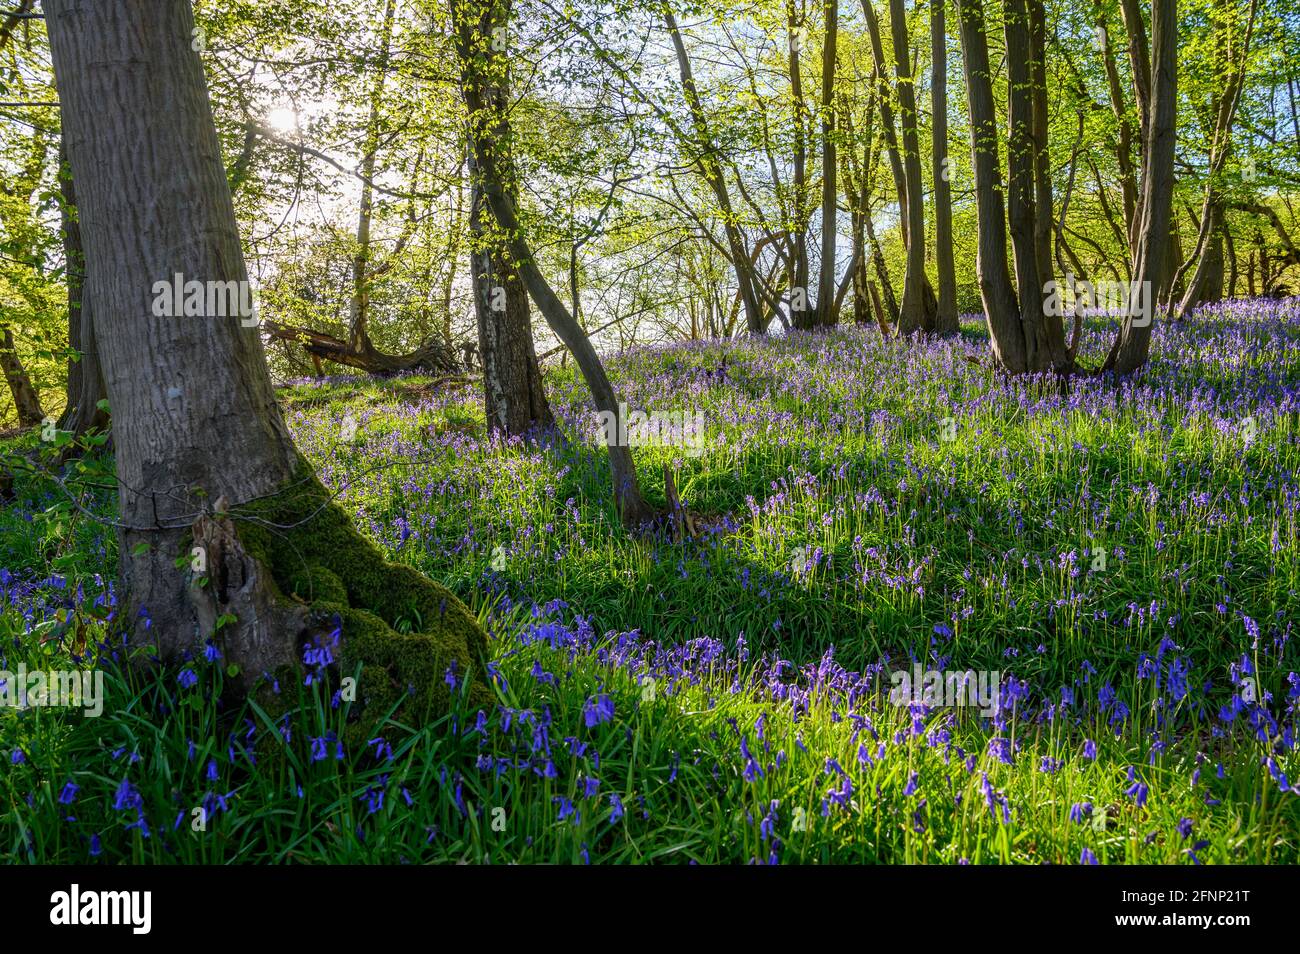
[264,106,298,134]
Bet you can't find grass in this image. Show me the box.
[1,305,1297,863]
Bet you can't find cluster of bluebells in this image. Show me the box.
[3,300,1300,862]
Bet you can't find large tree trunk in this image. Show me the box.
[930,0,959,334]
[888,0,933,336]
[953,0,1027,372]
[45,0,489,714]
[1105,0,1177,374]
[455,0,654,527]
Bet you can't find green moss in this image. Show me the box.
[288,565,349,605]
[233,458,492,722]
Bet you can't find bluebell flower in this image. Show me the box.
[583,693,614,727]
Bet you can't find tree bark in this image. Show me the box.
[953,0,1027,372]
[464,31,553,437]
[0,327,43,428]
[888,0,933,335]
[348,0,396,356]
[1029,0,1054,296]
[788,2,814,330]
[1092,0,1139,246]
[816,0,839,327]
[930,0,959,334]
[1105,0,1177,374]
[1005,0,1067,371]
[56,135,109,440]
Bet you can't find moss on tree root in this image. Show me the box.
[233,460,492,719]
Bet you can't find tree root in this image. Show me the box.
[168,461,492,721]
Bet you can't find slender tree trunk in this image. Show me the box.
[1105,0,1177,374]
[889,0,932,335]
[788,2,815,330]
[931,0,959,334]
[954,0,1027,372]
[1118,0,1152,145]
[464,35,553,437]
[1173,0,1257,317]
[348,0,396,356]
[1092,0,1139,246]
[865,210,900,325]
[862,0,908,241]
[816,0,839,327]
[1005,0,1048,369]
[1029,0,1054,294]
[57,136,109,439]
[455,0,653,526]
[0,327,43,428]
[663,12,766,335]
[46,0,488,708]
[1224,221,1238,297]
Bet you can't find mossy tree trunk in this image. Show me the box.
[45,0,489,712]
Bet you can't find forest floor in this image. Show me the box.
[2,300,1299,863]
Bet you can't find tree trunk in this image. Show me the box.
[815,0,839,327]
[45,0,489,713]
[464,39,553,437]
[889,0,933,336]
[953,0,1027,372]
[1005,0,1067,371]
[56,136,109,440]
[862,0,908,241]
[930,0,959,334]
[455,0,654,527]
[788,2,814,330]
[348,0,396,356]
[1029,0,1055,297]
[1104,0,1177,374]
[1173,0,1257,318]
[1092,0,1139,246]
[663,12,766,335]
[0,327,43,428]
